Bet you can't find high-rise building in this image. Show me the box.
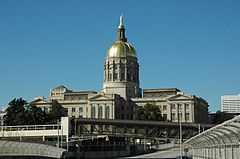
[221,95,240,113]
[32,16,209,123]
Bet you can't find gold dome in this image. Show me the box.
[107,41,136,58]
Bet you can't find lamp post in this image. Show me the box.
[57,121,60,148]
[178,104,182,159]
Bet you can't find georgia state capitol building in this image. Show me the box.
[32,16,208,123]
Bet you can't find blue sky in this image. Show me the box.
[1,0,240,112]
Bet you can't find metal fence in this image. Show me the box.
[0,140,65,158]
[184,115,240,159]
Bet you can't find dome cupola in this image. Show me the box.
[107,16,137,58]
[103,16,141,99]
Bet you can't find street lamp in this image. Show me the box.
[178,104,182,159]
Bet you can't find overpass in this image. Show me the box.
[72,118,214,142]
[184,115,240,159]
[74,118,214,129]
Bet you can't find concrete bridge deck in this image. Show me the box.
[0,140,66,159]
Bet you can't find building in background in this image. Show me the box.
[32,16,209,123]
[221,95,240,113]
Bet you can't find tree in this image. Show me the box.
[4,98,47,125]
[27,104,46,125]
[212,110,235,124]
[4,98,27,125]
[47,100,67,123]
[136,103,164,121]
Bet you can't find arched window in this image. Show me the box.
[113,72,118,81]
[127,72,130,81]
[109,73,112,81]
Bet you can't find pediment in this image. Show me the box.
[31,98,47,104]
[167,94,193,101]
[89,93,112,101]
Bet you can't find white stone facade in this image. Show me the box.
[32,85,134,120]
[32,86,208,123]
[133,88,208,123]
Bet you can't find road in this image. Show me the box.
[126,148,182,158]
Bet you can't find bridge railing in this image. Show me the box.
[1,124,60,131]
[0,117,69,144]
[184,115,240,159]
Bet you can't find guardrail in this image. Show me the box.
[184,115,240,159]
[0,124,60,131]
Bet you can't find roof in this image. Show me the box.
[65,91,97,95]
[107,41,136,58]
[54,85,68,89]
[143,88,181,93]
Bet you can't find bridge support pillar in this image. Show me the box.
[42,136,45,142]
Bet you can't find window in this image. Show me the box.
[72,107,75,112]
[163,114,167,121]
[171,113,176,120]
[171,104,175,110]
[91,106,96,118]
[105,106,110,119]
[79,107,83,113]
[163,105,167,111]
[127,73,130,81]
[132,74,136,81]
[186,113,190,121]
[178,113,183,121]
[98,125,103,132]
[121,72,125,81]
[177,104,182,110]
[109,73,112,80]
[185,104,190,110]
[98,106,103,119]
[113,73,118,80]
[105,125,110,130]
[159,105,162,111]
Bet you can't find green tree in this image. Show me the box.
[4,98,27,125]
[27,104,47,125]
[212,110,235,124]
[47,100,67,123]
[4,98,47,125]
[136,103,164,121]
